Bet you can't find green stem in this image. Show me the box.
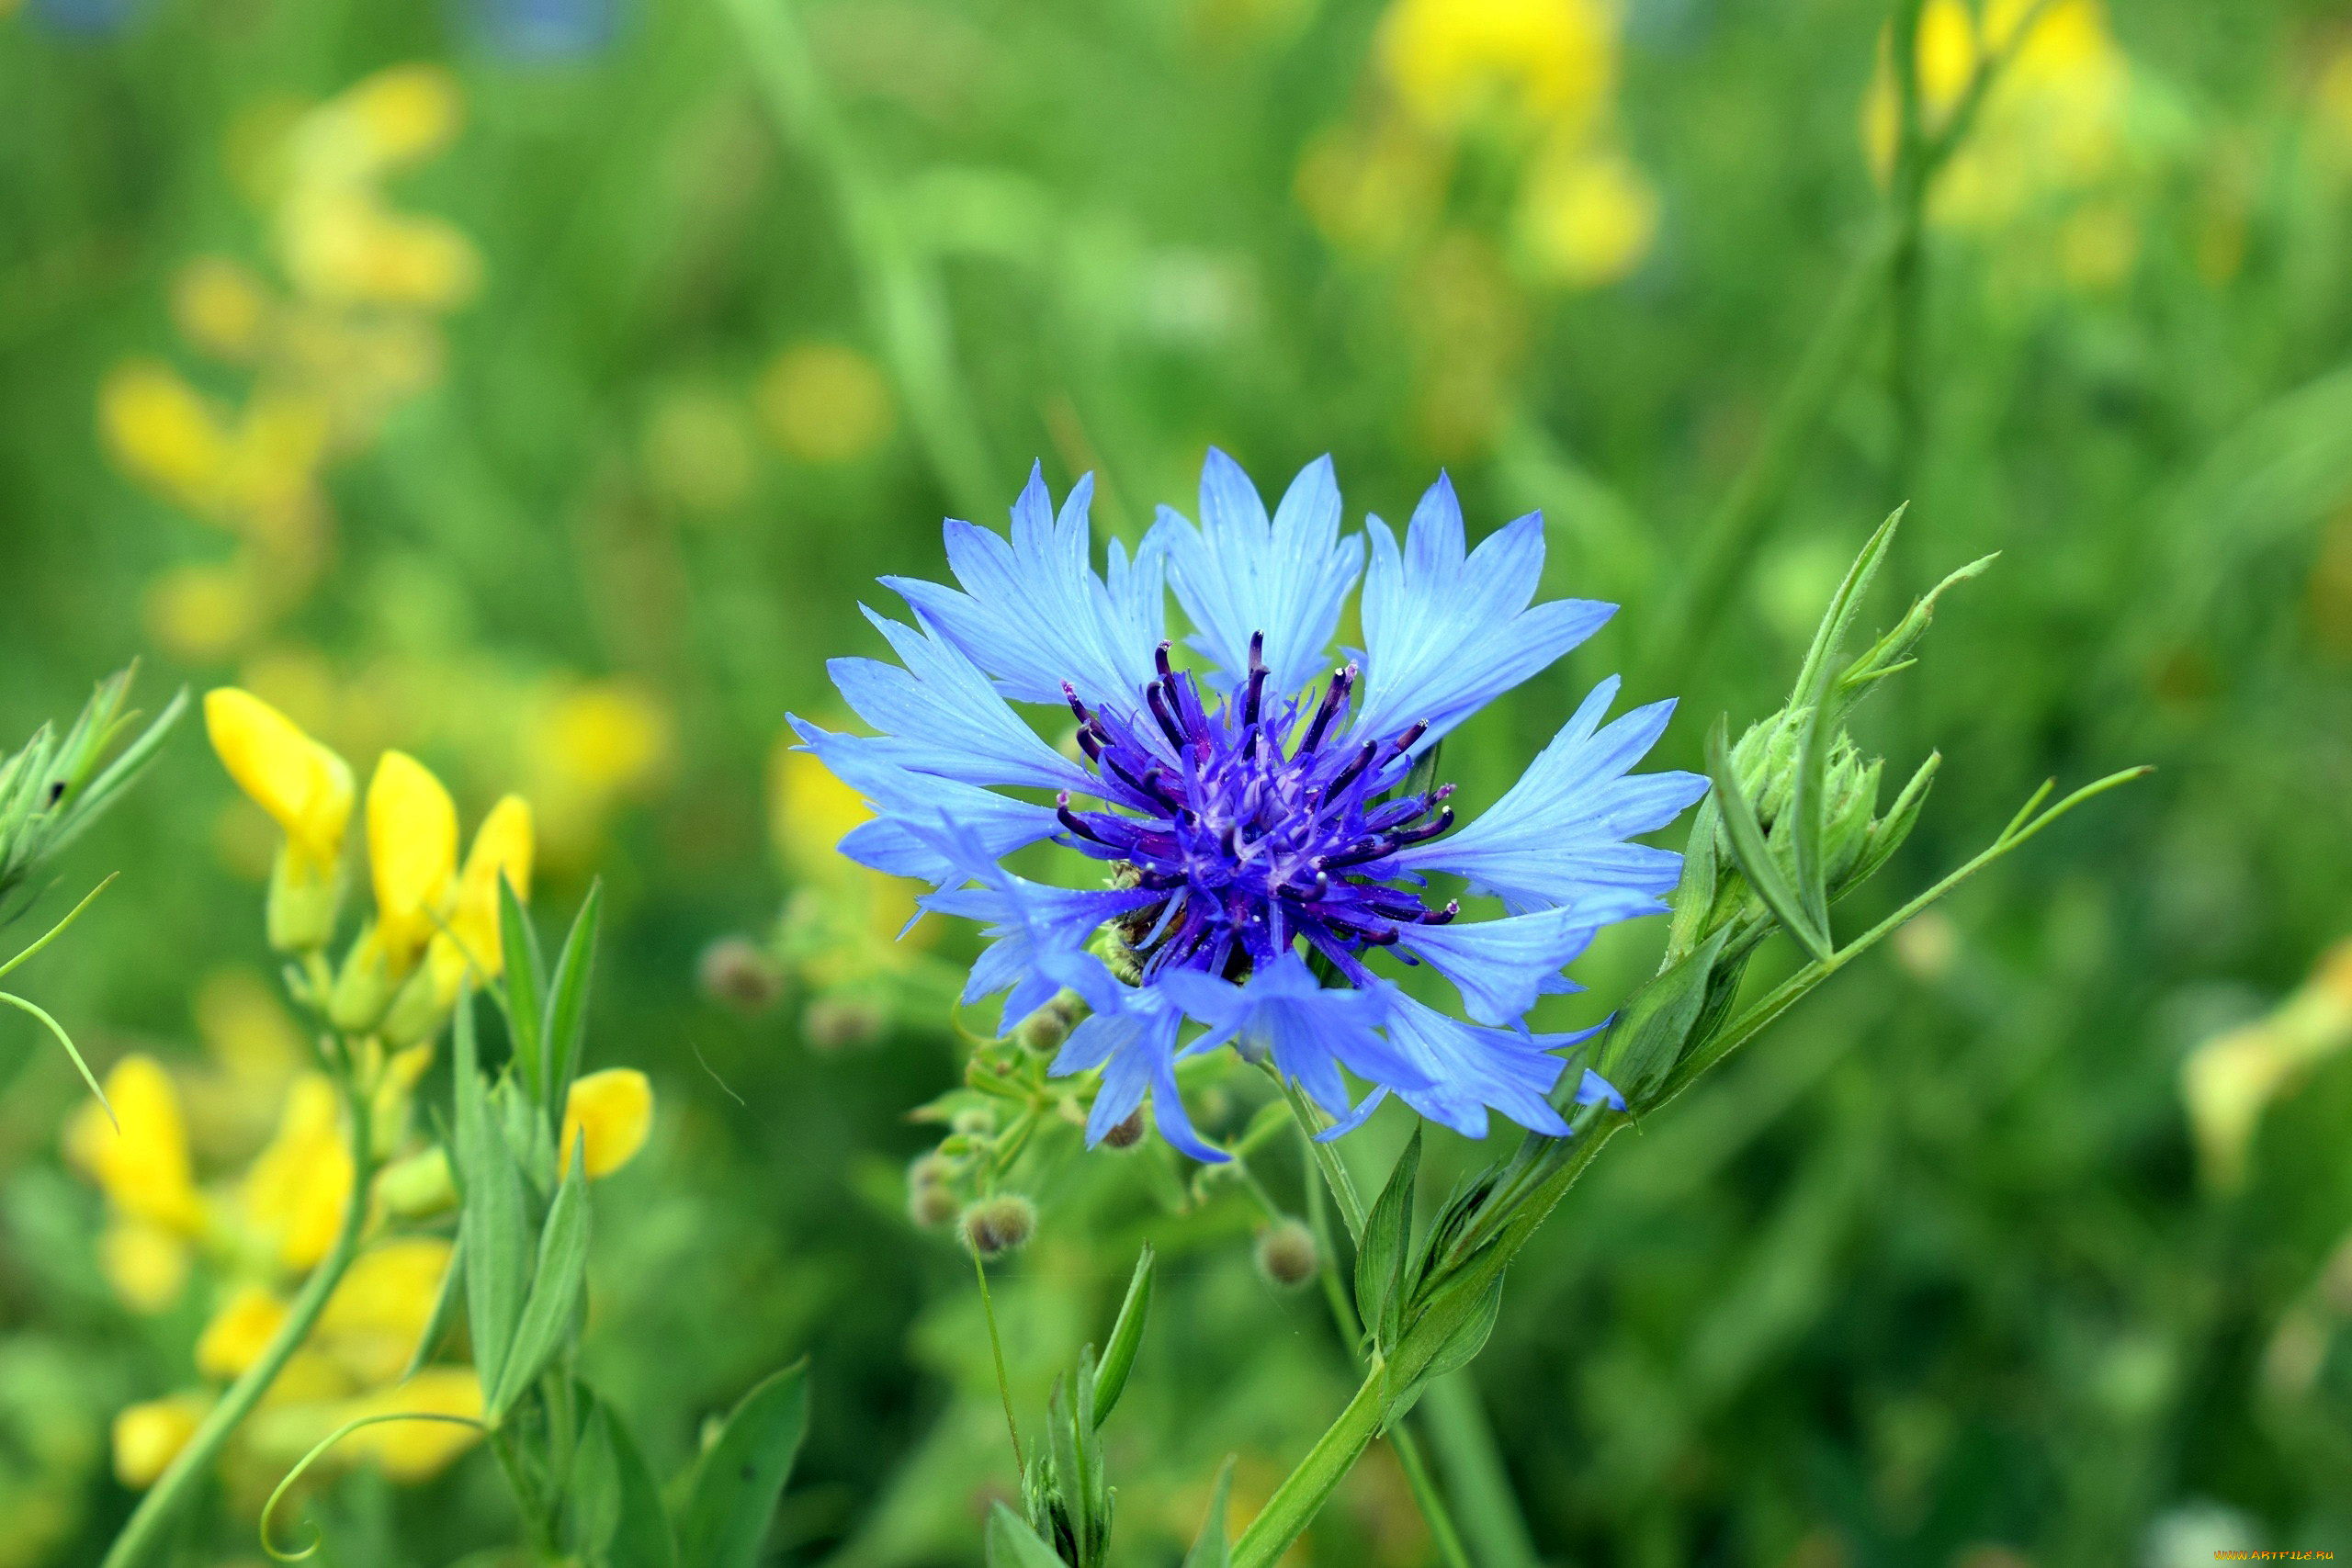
[972,1246,1025,1477]
[718,0,1000,518]
[99,1069,377,1568]
[1231,1366,1388,1568]
[1420,1374,1544,1568]
[1391,1425,1476,1568]
[1278,1076,1367,1242]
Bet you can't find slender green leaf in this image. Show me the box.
[540,880,604,1119]
[0,989,112,1127]
[680,1361,810,1568]
[1785,508,1901,936]
[1706,718,1831,961]
[985,1503,1068,1568]
[1846,751,1940,892]
[1354,1123,1421,1352]
[454,991,531,1404]
[1182,1458,1238,1568]
[1383,1269,1506,1427]
[1090,1244,1154,1429]
[499,875,545,1100]
[400,1235,466,1382]
[1594,925,1734,1108]
[490,1143,593,1421]
[572,1387,677,1568]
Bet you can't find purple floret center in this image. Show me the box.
[1056,630,1457,982]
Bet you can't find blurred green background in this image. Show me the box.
[6,0,2352,1562]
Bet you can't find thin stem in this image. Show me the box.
[99,1065,378,1568]
[1391,1426,1476,1568]
[1297,1135,1361,1347]
[0,871,115,982]
[1231,1365,1388,1568]
[717,0,999,518]
[1420,1374,1544,1568]
[972,1246,1025,1477]
[1277,1075,1367,1242]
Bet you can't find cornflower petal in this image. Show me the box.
[1350,474,1615,744]
[790,718,1059,886]
[884,464,1164,711]
[1156,953,1422,1122]
[1050,987,1224,1163]
[827,606,1096,794]
[1373,982,1607,1138]
[1395,894,1660,1028]
[1151,450,1364,697]
[1395,676,1709,912]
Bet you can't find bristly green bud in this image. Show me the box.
[1254,1221,1318,1290]
[802,993,883,1050]
[1016,989,1089,1055]
[961,1194,1037,1257]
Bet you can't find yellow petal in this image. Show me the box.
[449,795,534,977]
[560,1068,654,1179]
[367,750,458,967]
[241,1074,354,1269]
[204,688,354,873]
[112,1393,211,1490]
[196,1284,289,1380]
[1379,0,1615,138]
[100,361,232,514]
[69,1055,202,1232]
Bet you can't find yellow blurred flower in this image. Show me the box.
[288,63,465,189]
[560,1068,654,1179]
[147,560,271,666]
[99,1220,195,1315]
[366,750,459,968]
[66,1056,203,1235]
[204,687,355,880]
[239,1073,353,1270]
[102,362,234,517]
[1861,0,2132,236]
[278,188,481,309]
[1295,119,1447,258]
[1380,0,1615,140]
[173,257,273,363]
[112,1394,210,1490]
[317,1238,453,1386]
[526,680,671,865]
[758,344,896,463]
[1517,140,1657,287]
[2181,939,2352,1190]
[436,794,533,982]
[196,1283,289,1381]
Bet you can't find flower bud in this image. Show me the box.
[1015,990,1088,1055]
[951,1106,997,1138]
[803,994,883,1050]
[328,923,399,1033]
[376,956,451,1048]
[377,1145,458,1219]
[1100,1109,1147,1149]
[112,1393,209,1489]
[960,1194,1037,1257]
[698,936,784,1014]
[907,1156,961,1229]
[1255,1220,1319,1289]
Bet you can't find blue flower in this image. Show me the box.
[795,453,1706,1159]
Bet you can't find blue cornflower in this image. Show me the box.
[795,452,1708,1158]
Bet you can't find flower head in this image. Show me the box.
[798,456,1705,1157]
[204,688,354,878]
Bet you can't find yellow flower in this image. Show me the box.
[1379,0,1616,140]
[204,688,355,877]
[99,1220,194,1314]
[195,1283,288,1380]
[173,256,274,363]
[146,559,271,665]
[66,1056,202,1234]
[560,1068,654,1179]
[101,362,233,516]
[278,188,481,310]
[642,387,758,515]
[2182,939,2352,1190]
[338,1368,482,1481]
[367,750,458,968]
[757,344,896,464]
[290,63,465,188]
[318,1237,453,1386]
[444,794,533,981]
[112,1394,210,1490]
[240,1073,354,1270]
[1517,140,1657,288]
